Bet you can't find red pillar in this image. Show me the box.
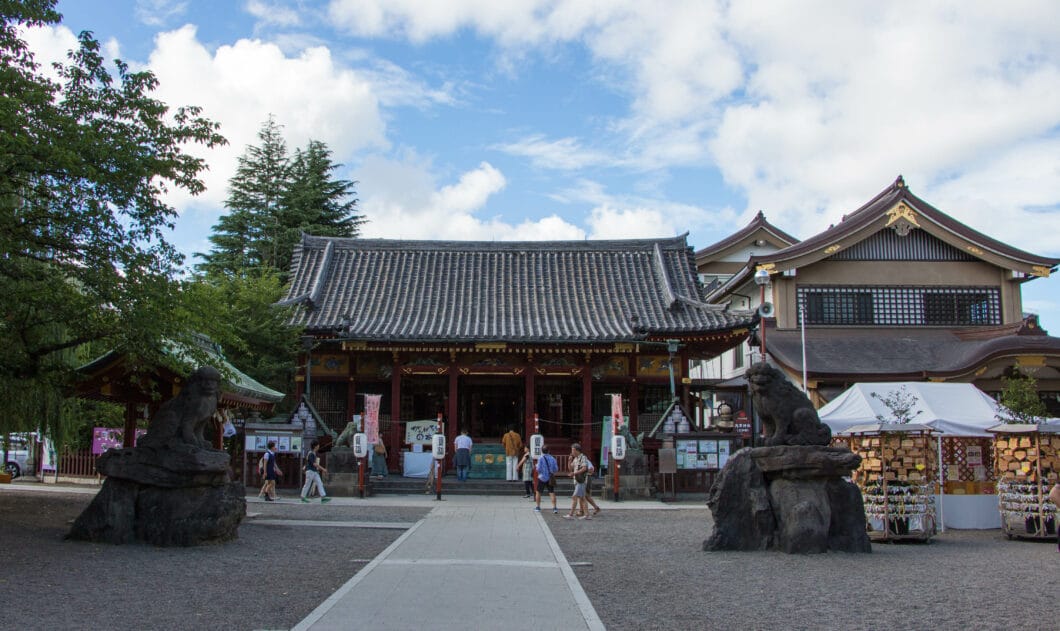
[524,360,536,440]
[629,384,639,435]
[389,353,402,470]
[580,359,593,463]
[447,359,458,474]
[122,403,138,448]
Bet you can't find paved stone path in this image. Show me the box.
[292,500,605,631]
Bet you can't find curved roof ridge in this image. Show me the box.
[695,210,800,258]
[300,233,692,252]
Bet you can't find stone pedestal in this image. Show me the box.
[323,450,369,497]
[68,443,245,546]
[703,446,871,554]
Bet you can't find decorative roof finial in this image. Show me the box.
[895,175,905,188]
[756,210,765,219]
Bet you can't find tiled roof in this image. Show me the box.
[77,333,285,406]
[765,321,1060,380]
[281,234,754,342]
[694,210,799,260]
[757,176,1060,268]
[705,176,1060,302]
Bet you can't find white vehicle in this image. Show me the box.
[4,434,36,478]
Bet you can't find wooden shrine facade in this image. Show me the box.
[295,334,750,470]
[280,234,756,471]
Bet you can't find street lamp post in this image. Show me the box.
[753,269,771,362]
[296,403,309,490]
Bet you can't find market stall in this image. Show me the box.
[820,382,1002,529]
[839,423,938,541]
[987,423,1060,540]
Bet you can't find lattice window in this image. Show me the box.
[798,285,1001,326]
[941,437,995,482]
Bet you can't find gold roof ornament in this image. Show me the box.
[885,202,920,236]
[1032,265,1051,278]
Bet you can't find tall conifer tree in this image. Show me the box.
[198,115,289,277]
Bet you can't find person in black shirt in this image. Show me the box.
[300,440,331,503]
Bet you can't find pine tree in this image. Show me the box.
[198,116,290,277]
[276,140,363,277]
[198,122,363,280]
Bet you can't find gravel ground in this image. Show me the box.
[0,489,429,631]
[548,508,1060,631]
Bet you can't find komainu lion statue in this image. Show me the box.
[138,366,221,450]
[746,363,831,446]
[334,421,358,449]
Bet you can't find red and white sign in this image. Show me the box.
[610,394,624,433]
[734,411,751,436]
[365,395,382,444]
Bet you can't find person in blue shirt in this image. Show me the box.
[300,440,331,503]
[534,445,559,514]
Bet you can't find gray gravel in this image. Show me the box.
[0,489,429,631]
[547,508,1060,631]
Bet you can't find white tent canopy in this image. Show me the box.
[818,382,1001,437]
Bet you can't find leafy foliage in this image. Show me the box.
[996,371,1048,424]
[870,385,923,425]
[197,118,363,280]
[177,272,302,398]
[0,1,225,440]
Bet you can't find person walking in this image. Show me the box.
[564,443,591,520]
[518,446,534,498]
[502,427,523,482]
[583,455,601,516]
[454,429,473,482]
[262,441,282,501]
[534,445,559,514]
[300,440,331,503]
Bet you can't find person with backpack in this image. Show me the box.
[261,441,282,501]
[300,440,331,503]
[534,445,559,514]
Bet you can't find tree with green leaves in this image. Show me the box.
[198,118,363,280]
[177,272,302,397]
[996,371,1048,424]
[0,1,225,440]
[870,385,923,424]
[199,115,289,278]
[278,140,363,276]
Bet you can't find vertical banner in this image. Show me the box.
[601,394,624,468]
[365,394,382,444]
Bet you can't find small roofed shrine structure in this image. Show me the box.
[77,334,285,448]
[279,234,756,474]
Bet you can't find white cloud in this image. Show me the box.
[495,135,613,170]
[245,0,302,28]
[18,23,79,82]
[357,156,585,240]
[135,0,188,27]
[142,25,395,213]
[326,1,1060,259]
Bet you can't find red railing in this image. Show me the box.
[57,448,99,478]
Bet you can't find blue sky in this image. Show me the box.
[28,0,1060,331]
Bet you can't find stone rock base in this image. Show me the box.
[703,446,871,554]
[68,477,245,546]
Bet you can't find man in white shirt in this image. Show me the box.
[454,430,473,482]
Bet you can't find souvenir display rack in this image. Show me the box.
[840,423,938,542]
[988,423,1060,540]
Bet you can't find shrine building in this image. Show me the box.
[280,234,755,472]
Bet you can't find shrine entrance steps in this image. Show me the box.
[371,475,536,496]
